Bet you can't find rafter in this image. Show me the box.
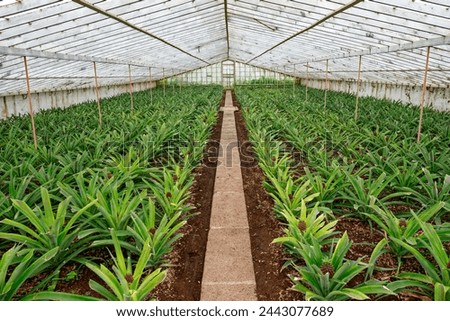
[246,0,364,63]
[287,35,450,66]
[71,0,209,64]
[0,45,153,67]
[224,0,230,59]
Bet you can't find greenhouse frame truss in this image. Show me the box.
[1,0,449,92]
[0,1,449,112]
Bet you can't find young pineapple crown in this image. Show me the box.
[320,262,335,277]
[399,219,407,228]
[125,274,134,283]
[298,221,307,232]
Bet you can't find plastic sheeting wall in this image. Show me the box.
[1,81,154,120]
[299,79,450,112]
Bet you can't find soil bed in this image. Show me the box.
[232,91,303,301]
[154,96,224,300]
[231,90,426,301]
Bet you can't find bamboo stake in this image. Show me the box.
[2,97,9,118]
[23,56,37,148]
[292,64,296,96]
[172,68,175,93]
[276,67,280,91]
[149,67,153,104]
[354,55,362,121]
[163,68,166,96]
[417,46,431,143]
[244,63,247,86]
[324,59,329,110]
[305,63,309,102]
[93,62,102,127]
[128,64,134,111]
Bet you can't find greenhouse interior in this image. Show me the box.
[0,0,449,303]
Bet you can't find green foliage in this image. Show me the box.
[273,201,337,255]
[338,171,410,214]
[0,187,97,264]
[237,85,449,301]
[0,247,58,300]
[291,233,395,301]
[392,214,450,301]
[0,86,222,299]
[86,230,166,301]
[362,200,445,257]
[401,169,450,223]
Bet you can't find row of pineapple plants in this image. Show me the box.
[237,85,450,300]
[0,85,222,300]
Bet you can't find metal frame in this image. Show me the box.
[1,0,449,96]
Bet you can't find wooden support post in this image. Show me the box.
[354,55,362,121]
[324,59,329,110]
[305,63,309,102]
[292,64,296,96]
[417,46,431,143]
[172,68,175,93]
[276,67,280,91]
[93,62,102,126]
[243,63,246,85]
[3,96,9,118]
[149,67,153,104]
[23,56,37,148]
[128,64,134,111]
[163,68,166,96]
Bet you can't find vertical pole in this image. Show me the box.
[305,62,309,102]
[172,68,175,93]
[220,62,224,88]
[324,59,329,110]
[149,67,153,104]
[232,60,236,88]
[276,67,280,91]
[354,55,362,121]
[23,56,38,148]
[128,64,134,111]
[292,64,296,96]
[417,46,431,143]
[162,68,166,96]
[93,62,102,127]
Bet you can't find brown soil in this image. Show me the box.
[15,90,431,301]
[233,91,303,301]
[18,248,111,299]
[153,101,224,300]
[231,90,427,301]
[18,93,224,301]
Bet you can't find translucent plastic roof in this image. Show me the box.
[1,0,449,95]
